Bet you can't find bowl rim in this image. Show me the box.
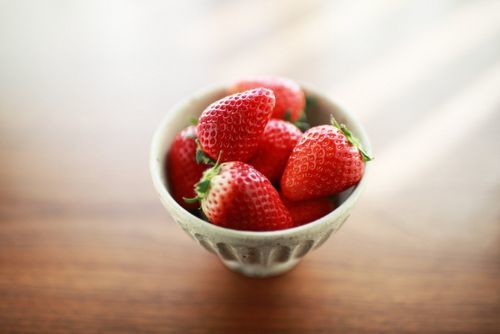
[150,81,372,240]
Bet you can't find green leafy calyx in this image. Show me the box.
[331,115,373,162]
[294,111,311,132]
[284,110,292,122]
[183,152,223,204]
[304,95,315,114]
[195,139,215,165]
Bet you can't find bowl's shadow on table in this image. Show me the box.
[187,259,328,333]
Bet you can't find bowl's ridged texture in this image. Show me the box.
[170,212,350,277]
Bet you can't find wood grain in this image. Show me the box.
[1,0,500,333]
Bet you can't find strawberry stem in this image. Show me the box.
[331,115,373,162]
[183,196,200,204]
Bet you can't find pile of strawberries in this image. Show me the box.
[167,77,371,231]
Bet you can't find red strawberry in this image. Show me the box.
[281,196,335,227]
[167,126,210,210]
[281,117,372,201]
[197,88,275,162]
[248,119,302,184]
[229,76,305,122]
[187,162,293,231]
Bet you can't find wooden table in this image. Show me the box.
[1,1,499,333]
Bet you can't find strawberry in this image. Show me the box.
[167,126,210,210]
[248,119,302,184]
[281,117,372,201]
[197,88,275,162]
[229,76,305,122]
[281,196,335,227]
[186,162,293,231]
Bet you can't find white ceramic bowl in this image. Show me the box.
[150,83,372,277]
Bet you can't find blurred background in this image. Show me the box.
[1,0,499,333]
